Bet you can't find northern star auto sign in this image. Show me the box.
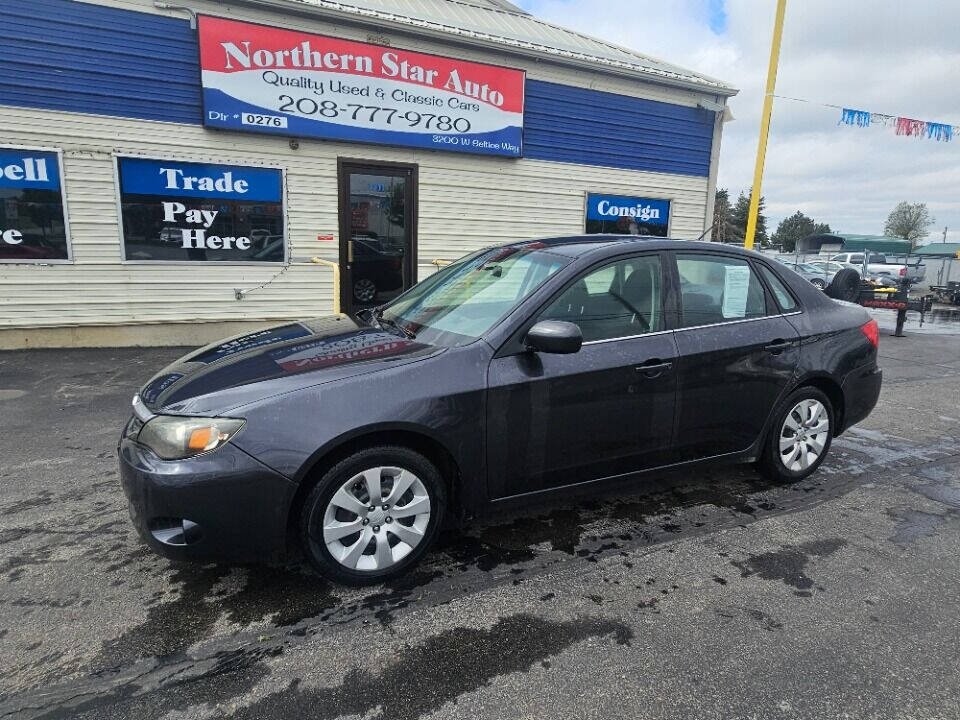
[197,15,526,157]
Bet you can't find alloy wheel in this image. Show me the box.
[321,466,431,572]
[353,278,377,302]
[779,398,830,472]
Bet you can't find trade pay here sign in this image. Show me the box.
[198,16,526,157]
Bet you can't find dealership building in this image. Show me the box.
[0,0,736,348]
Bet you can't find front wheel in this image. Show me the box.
[759,386,834,482]
[299,446,445,585]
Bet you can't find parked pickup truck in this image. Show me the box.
[828,252,926,283]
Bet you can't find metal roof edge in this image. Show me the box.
[220,0,738,97]
[481,0,531,14]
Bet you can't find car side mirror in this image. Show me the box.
[525,320,583,354]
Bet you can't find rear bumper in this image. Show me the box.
[119,435,297,564]
[839,365,882,433]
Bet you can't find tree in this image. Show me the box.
[712,188,737,243]
[771,211,832,253]
[730,190,768,246]
[884,202,935,248]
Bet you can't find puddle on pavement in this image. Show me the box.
[729,538,847,597]
[95,563,338,672]
[226,613,631,720]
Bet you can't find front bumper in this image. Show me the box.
[118,434,297,563]
[840,364,883,433]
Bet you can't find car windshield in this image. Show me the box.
[379,243,571,346]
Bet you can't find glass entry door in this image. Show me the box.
[338,161,417,315]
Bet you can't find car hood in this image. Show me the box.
[137,317,439,416]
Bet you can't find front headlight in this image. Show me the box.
[136,415,245,460]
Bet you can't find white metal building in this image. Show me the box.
[0,0,736,348]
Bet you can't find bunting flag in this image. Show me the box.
[895,117,927,138]
[775,95,958,144]
[925,122,953,142]
[839,108,871,127]
[838,108,955,142]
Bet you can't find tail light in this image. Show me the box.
[861,318,879,349]
[899,267,907,277]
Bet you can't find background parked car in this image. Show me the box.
[805,259,851,282]
[351,234,405,304]
[775,257,831,290]
[829,252,925,283]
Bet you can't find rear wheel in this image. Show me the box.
[299,446,445,585]
[759,386,834,482]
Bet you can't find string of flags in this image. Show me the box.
[838,107,955,142]
[772,95,958,144]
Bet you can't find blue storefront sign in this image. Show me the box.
[0,147,70,261]
[117,156,285,262]
[585,193,671,237]
[117,157,282,202]
[586,194,670,225]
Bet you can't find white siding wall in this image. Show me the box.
[0,0,712,335]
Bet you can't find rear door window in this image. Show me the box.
[676,254,767,328]
[758,264,798,311]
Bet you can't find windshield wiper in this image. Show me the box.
[374,308,417,339]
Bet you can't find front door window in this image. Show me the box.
[540,255,663,341]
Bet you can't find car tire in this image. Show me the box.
[825,268,860,302]
[810,278,827,290]
[299,446,446,585]
[758,386,834,482]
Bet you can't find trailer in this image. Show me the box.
[929,281,960,306]
[857,283,934,337]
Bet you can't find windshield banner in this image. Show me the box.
[198,15,525,157]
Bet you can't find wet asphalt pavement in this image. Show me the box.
[0,314,958,719]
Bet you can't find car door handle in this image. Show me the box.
[635,360,672,377]
[764,339,793,354]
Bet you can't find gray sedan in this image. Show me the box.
[775,258,831,290]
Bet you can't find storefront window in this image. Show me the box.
[117,157,285,262]
[0,147,70,262]
[585,193,670,237]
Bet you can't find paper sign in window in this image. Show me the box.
[721,265,751,318]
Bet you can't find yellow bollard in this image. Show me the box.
[310,257,342,315]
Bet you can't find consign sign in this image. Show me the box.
[198,16,525,157]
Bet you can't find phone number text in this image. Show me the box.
[277,96,473,132]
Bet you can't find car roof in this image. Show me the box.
[514,235,760,259]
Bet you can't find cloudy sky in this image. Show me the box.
[516,0,959,244]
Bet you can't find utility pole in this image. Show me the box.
[744,0,787,250]
[943,226,948,243]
